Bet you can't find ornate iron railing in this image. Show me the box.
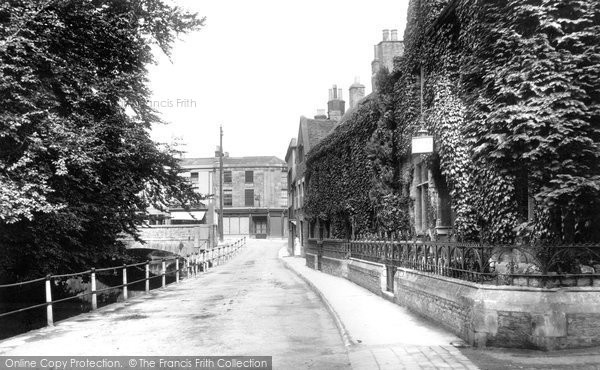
[310,237,600,288]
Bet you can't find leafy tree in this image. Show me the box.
[0,0,204,282]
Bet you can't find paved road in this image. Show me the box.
[0,240,350,369]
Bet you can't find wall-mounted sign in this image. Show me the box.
[411,135,434,154]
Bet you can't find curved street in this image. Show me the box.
[0,240,349,369]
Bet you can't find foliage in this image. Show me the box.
[305,0,600,244]
[368,67,413,235]
[459,0,600,242]
[0,0,204,282]
[305,96,381,237]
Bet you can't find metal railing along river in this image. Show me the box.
[0,237,246,331]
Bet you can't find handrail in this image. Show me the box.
[0,236,247,332]
[0,276,46,288]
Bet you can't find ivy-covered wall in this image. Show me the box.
[304,96,381,238]
[305,0,600,243]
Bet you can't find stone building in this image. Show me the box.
[180,155,288,239]
[286,113,337,255]
[285,30,404,252]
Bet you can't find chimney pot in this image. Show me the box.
[391,29,398,41]
[383,29,390,41]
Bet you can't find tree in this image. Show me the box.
[0,0,205,282]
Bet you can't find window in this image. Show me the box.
[280,189,288,207]
[224,170,232,183]
[190,172,198,183]
[245,189,254,207]
[224,189,232,207]
[245,170,253,183]
[414,162,429,234]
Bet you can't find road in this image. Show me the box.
[0,240,350,369]
[4,239,600,370]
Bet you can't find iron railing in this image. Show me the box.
[308,237,600,288]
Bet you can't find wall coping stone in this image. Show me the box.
[397,267,600,294]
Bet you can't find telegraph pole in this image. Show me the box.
[219,125,224,242]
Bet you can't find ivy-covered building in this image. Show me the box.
[304,0,600,243]
[287,115,336,254]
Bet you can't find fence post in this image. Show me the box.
[122,264,128,300]
[145,261,150,293]
[176,258,180,283]
[161,259,166,288]
[91,268,97,310]
[45,274,53,327]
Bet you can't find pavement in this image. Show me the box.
[280,252,477,370]
[279,249,600,370]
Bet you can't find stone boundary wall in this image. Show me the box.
[305,253,316,269]
[321,256,348,278]
[347,259,385,296]
[395,268,600,350]
[304,256,600,350]
[121,225,216,255]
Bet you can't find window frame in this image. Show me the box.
[223,189,232,207]
[245,170,253,184]
[244,188,254,207]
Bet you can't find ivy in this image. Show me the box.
[305,97,380,237]
[305,0,600,243]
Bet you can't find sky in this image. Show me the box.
[148,0,409,159]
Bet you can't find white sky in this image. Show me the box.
[148,0,409,159]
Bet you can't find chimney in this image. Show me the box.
[391,29,398,41]
[327,84,345,122]
[314,109,327,119]
[382,29,390,41]
[349,77,365,110]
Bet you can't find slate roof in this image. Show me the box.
[180,156,286,169]
[298,116,336,153]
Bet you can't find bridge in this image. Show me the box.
[1,239,599,369]
[121,224,218,256]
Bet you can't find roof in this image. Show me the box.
[285,138,297,162]
[297,116,336,153]
[180,156,286,169]
[179,157,216,168]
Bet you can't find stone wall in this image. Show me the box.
[395,268,600,350]
[304,254,600,350]
[347,259,385,296]
[305,253,316,269]
[321,256,347,278]
[122,225,216,255]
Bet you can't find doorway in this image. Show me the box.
[254,216,267,239]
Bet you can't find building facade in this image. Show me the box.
[286,108,337,255]
[286,32,404,252]
[180,155,288,239]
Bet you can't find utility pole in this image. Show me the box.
[219,125,224,242]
